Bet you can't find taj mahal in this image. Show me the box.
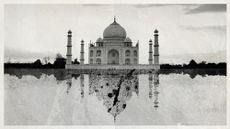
[65,17,160,71]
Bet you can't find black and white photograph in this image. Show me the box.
[1,0,229,128]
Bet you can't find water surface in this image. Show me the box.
[4,69,226,125]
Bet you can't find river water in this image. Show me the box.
[4,69,226,125]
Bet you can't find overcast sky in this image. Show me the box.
[4,4,226,64]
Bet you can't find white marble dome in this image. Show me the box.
[124,37,132,42]
[103,20,126,39]
[96,37,103,43]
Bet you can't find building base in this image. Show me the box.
[66,64,159,71]
[65,64,160,74]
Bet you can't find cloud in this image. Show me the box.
[186,4,226,14]
[82,4,107,7]
[4,48,56,59]
[132,4,168,8]
[161,50,226,64]
[82,4,168,8]
[181,25,226,32]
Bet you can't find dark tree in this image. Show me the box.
[73,58,80,64]
[33,59,42,65]
[189,59,197,65]
[53,53,66,68]
[33,59,42,68]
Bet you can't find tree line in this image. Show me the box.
[160,59,226,69]
[4,53,80,69]
[5,55,226,69]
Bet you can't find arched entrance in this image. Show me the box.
[108,49,119,64]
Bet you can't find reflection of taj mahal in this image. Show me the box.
[65,17,160,70]
[65,72,160,122]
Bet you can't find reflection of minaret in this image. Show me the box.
[74,74,91,124]
[134,75,139,96]
[66,74,72,94]
[149,73,153,99]
[80,74,84,98]
[153,73,159,109]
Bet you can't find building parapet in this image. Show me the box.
[65,64,160,70]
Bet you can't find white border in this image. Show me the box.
[0,0,229,129]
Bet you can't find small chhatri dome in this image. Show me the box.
[96,37,103,43]
[149,39,152,42]
[124,37,132,42]
[68,30,72,34]
[154,29,159,33]
[103,17,126,39]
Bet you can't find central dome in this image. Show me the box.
[103,19,126,39]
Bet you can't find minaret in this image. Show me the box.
[80,40,85,64]
[148,39,153,64]
[66,30,72,65]
[154,29,159,65]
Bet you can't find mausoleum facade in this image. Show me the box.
[88,18,139,65]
